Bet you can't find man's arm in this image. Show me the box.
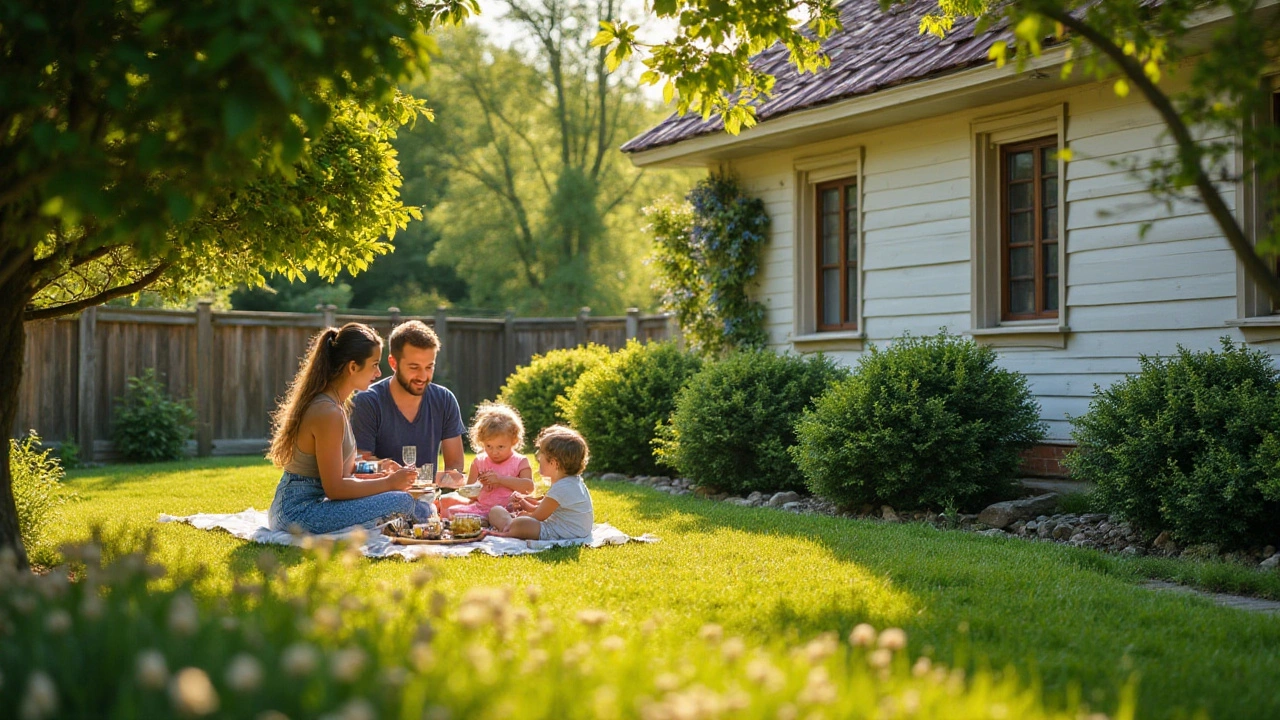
[440,435,465,475]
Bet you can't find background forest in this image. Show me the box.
[219,0,691,317]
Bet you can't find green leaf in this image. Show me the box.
[222,96,257,139]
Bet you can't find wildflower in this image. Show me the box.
[721,636,746,663]
[868,648,893,669]
[600,635,625,652]
[877,627,906,651]
[901,689,921,715]
[167,593,199,636]
[281,643,320,677]
[654,672,681,692]
[339,595,362,613]
[457,604,489,630]
[225,653,263,693]
[848,623,876,647]
[169,667,219,716]
[43,610,71,635]
[698,623,723,644]
[381,667,408,687]
[339,698,375,720]
[313,605,341,633]
[912,657,932,678]
[521,649,548,674]
[799,666,836,705]
[577,609,609,628]
[79,593,104,620]
[464,645,494,674]
[526,584,541,603]
[411,642,435,672]
[136,650,170,689]
[745,657,784,692]
[19,671,58,720]
[804,632,838,664]
[330,647,367,683]
[776,702,798,720]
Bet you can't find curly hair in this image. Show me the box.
[468,403,525,452]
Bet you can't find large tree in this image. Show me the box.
[596,0,1280,303]
[0,0,479,566]
[424,1,688,315]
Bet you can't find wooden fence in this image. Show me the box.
[15,304,674,461]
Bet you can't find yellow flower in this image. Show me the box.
[168,667,219,716]
[136,649,169,689]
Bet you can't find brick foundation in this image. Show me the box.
[1019,443,1074,478]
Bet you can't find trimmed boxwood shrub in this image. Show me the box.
[111,369,196,462]
[497,344,612,448]
[657,350,849,495]
[560,340,702,475]
[792,332,1045,510]
[1067,339,1280,549]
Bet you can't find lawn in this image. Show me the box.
[32,455,1280,720]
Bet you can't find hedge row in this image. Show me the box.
[497,335,1280,550]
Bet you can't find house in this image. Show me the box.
[622,0,1280,476]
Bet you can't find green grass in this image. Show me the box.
[39,456,1280,720]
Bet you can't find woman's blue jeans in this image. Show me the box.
[267,472,433,534]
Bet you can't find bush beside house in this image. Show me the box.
[497,344,613,448]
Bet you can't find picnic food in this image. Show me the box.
[456,483,483,499]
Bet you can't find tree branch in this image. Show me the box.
[1036,3,1280,305]
[23,261,173,322]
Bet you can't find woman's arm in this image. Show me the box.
[311,407,412,500]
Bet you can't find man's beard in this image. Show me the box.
[395,371,426,397]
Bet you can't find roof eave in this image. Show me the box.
[626,45,1076,168]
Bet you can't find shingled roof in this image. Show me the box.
[621,0,1010,154]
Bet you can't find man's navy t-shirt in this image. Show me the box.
[350,378,465,466]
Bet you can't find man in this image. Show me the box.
[352,320,466,487]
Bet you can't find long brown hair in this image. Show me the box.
[268,323,382,468]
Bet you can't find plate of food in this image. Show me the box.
[455,483,483,500]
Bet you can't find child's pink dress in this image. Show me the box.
[445,452,530,518]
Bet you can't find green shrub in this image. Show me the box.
[793,332,1045,511]
[1066,339,1280,549]
[9,432,73,565]
[111,369,196,462]
[657,350,849,495]
[560,340,702,475]
[497,344,612,447]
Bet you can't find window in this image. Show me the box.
[1001,137,1059,321]
[792,147,864,349]
[1233,80,1280,330]
[816,178,859,330]
[969,104,1068,349]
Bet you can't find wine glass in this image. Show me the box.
[401,445,417,469]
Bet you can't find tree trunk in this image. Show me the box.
[0,255,33,569]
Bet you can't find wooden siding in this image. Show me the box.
[729,77,1280,442]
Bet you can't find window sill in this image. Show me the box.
[966,324,1069,349]
[791,330,866,352]
[1226,316,1280,342]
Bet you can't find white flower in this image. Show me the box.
[330,647,367,683]
[721,636,746,662]
[169,667,219,716]
[43,610,71,635]
[849,623,876,647]
[868,648,893,669]
[225,653,263,693]
[577,609,609,628]
[136,650,169,689]
[167,593,199,636]
[912,657,933,678]
[313,606,341,633]
[599,635,625,652]
[281,643,320,677]
[79,594,104,620]
[877,627,907,651]
[698,623,723,643]
[340,698,375,720]
[19,671,58,720]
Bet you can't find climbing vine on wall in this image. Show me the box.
[647,174,770,356]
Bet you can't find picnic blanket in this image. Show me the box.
[158,508,658,559]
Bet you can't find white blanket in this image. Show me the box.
[158,508,658,559]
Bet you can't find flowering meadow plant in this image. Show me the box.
[0,533,1130,720]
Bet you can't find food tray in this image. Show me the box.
[391,531,487,546]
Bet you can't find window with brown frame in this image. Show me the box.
[816,178,859,330]
[1001,136,1060,321]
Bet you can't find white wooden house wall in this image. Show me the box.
[722,80,1278,442]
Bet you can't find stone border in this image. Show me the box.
[587,472,1280,571]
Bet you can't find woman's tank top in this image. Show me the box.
[283,393,357,478]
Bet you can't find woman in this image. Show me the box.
[267,323,429,534]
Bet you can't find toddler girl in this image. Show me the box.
[489,425,593,541]
[436,403,534,527]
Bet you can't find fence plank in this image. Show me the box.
[18,306,670,453]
